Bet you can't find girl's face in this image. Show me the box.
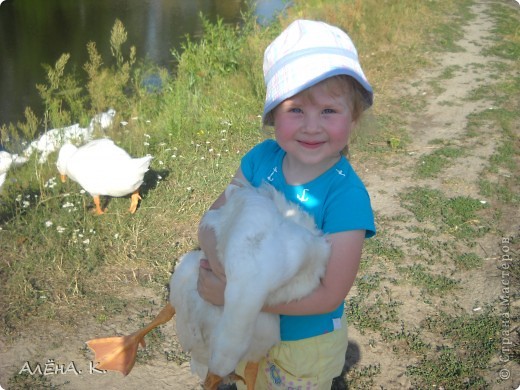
[273,80,356,179]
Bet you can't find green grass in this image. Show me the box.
[346,287,403,333]
[398,264,459,295]
[408,309,501,388]
[344,364,381,389]
[483,2,520,60]
[8,371,58,390]
[362,236,405,264]
[415,146,465,178]
[454,252,483,270]
[400,187,489,240]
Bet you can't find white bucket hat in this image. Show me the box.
[262,19,373,125]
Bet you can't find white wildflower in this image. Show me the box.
[56,226,66,233]
[45,221,53,228]
[44,177,57,188]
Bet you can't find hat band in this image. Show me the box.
[265,47,360,85]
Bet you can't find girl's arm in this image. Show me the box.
[264,229,365,315]
[198,228,366,315]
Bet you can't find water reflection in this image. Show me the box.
[0,0,287,128]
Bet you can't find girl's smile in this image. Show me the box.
[298,140,326,149]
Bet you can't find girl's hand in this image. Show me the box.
[197,259,226,306]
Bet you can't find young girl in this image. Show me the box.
[197,19,376,389]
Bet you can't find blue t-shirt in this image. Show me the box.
[241,139,376,341]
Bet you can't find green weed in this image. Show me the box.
[407,236,452,265]
[345,364,381,389]
[36,53,85,130]
[408,309,501,388]
[454,252,483,270]
[347,287,402,333]
[382,323,430,354]
[363,237,405,264]
[407,346,488,389]
[172,15,243,90]
[8,371,58,390]
[479,179,516,204]
[415,146,465,178]
[438,64,462,80]
[399,264,459,295]
[483,3,520,60]
[400,187,489,239]
[0,108,39,149]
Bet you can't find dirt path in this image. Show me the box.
[348,0,518,388]
[0,1,518,389]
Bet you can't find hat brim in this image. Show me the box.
[263,55,373,125]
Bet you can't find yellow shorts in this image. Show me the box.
[236,314,348,390]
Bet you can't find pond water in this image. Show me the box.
[0,0,287,129]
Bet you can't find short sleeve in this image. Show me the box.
[323,184,376,238]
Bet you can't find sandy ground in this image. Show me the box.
[1,1,518,389]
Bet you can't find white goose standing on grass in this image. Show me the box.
[56,138,152,214]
